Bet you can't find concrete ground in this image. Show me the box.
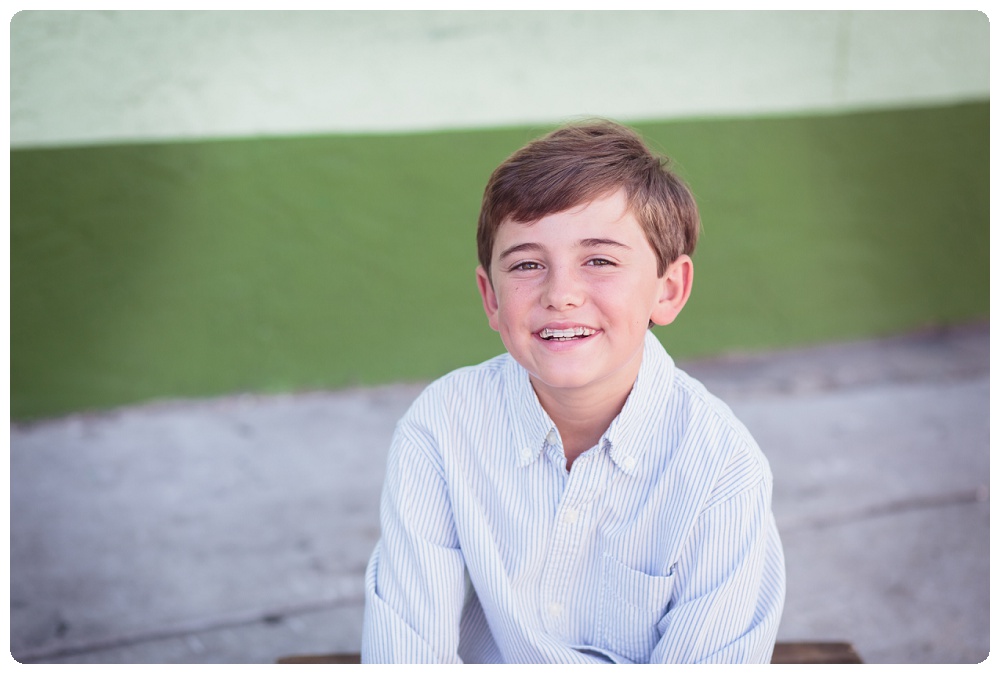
[9,322,990,664]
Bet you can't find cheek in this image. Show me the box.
[496,283,533,313]
[595,279,656,326]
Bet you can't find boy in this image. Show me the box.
[362,120,785,663]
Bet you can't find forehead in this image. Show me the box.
[492,190,641,248]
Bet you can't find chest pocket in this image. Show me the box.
[596,555,676,663]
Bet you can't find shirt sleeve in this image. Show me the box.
[650,477,786,664]
[361,420,468,663]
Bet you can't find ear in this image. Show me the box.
[650,254,693,327]
[476,265,501,332]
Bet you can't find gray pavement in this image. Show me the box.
[9,322,990,664]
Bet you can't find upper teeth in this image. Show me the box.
[540,327,596,340]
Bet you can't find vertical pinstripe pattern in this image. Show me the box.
[362,331,785,663]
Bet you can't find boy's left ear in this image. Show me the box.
[650,254,694,327]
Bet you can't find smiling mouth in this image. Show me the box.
[539,327,597,341]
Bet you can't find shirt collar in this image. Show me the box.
[502,355,557,468]
[502,331,676,472]
[603,330,675,474]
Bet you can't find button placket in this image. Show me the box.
[538,454,601,637]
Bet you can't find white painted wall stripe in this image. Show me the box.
[10,10,989,149]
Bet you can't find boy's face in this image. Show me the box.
[476,189,692,405]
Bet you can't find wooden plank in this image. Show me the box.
[771,641,863,664]
[278,642,863,664]
[278,653,361,664]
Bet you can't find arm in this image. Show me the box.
[650,478,786,664]
[361,421,467,663]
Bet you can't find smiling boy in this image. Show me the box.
[362,120,785,663]
[477,189,690,471]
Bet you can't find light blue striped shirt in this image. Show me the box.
[362,331,785,663]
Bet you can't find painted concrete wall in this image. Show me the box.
[11,10,989,148]
[12,103,989,419]
[10,10,990,419]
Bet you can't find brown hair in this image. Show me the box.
[477,119,700,279]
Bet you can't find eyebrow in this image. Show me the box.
[497,238,631,262]
[579,237,632,251]
[497,242,544,262]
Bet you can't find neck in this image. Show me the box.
[530,356,642,470]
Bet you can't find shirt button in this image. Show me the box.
[547,602,564,617]
[621,455,637,471]
[520,447,532,461]
[561,508,579,524]
[545,429,558,445]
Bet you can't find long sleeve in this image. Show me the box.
[361,421,468,663]
[649,478,786,663]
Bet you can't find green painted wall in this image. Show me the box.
[11,102,988,420]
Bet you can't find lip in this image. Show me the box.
[535,322,598,333]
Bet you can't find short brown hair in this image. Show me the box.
[477,120,700,278]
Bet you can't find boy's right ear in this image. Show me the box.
[476,265,501,332]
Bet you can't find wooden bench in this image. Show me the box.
[278,641,863,664]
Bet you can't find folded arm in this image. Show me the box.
[362,423,467,663]
[651,478,786,663]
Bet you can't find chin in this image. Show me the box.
[529,366,605,392]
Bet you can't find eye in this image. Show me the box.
[510,261,542,271]
[586,258,616,267]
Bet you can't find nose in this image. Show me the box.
[542,265,584,311]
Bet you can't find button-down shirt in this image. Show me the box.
[362,331,785,663]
